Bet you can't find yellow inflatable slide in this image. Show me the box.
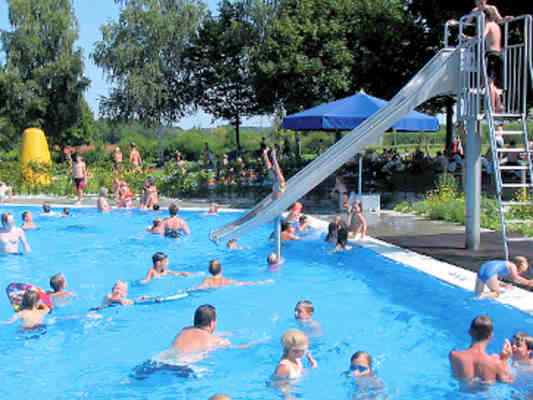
[20,128,52,185]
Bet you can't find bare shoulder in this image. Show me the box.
[274,362,291,377]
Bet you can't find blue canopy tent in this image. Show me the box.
[281,91,440,199]
[281,91,439,132]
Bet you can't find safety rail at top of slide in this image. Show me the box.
[210,46,464,243]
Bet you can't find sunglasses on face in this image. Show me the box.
[350,364,370,374]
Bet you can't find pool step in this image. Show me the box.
[507,237,533,242]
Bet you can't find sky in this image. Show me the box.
[0,0,270,129]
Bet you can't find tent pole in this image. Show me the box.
[358,154,363,196]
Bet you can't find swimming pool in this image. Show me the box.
[0,205,532,399]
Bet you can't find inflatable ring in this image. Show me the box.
[6,283,53,312]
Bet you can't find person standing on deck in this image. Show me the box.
[72,154,88,204]
[129,143,143,170]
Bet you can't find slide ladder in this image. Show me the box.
[483,16,533,259]
[210,45,462,242]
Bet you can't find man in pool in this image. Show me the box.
[163,203,190,238]
[449,315,513,384]
[141,252,192,283]
[0,212,31,254]
[196,259,272,289]
[475,257,533,298]
[171,304,230,354]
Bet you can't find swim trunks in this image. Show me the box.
[164,228,182,239]
[478,260,509,283]
[74,178,86,190]
[486,51,503,89]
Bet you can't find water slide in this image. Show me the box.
[210,47,462,242]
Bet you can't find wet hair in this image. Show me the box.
[169,203,179,216]
[267,253,279,265]
[226,239,237,248]
[50,273,65,292]
[152,251,168,265]
[42,203,51,213]
[513,256,528,271]
[152,219,162,227]
[513,332,533,351]
[350,351,372,368]
[337,227,348,247]
[281,222,290,232]
[153,204,160,211]
[326,222,338,238]
[22,211,30,221]
[469,315,493,341]
[63,208,70,215]
[209,259,222,276]
[295,300,314,315]
[194,304,216,328]
[281,329,308,354]
[299,215,307,224]
[21,290,39,310]
[1,212,12,227]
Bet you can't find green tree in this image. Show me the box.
[92,0,206,128]
[0,0,91,147]
[186,0,261,151]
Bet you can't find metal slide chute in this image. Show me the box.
[210,47,461,242]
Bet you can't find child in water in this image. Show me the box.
[47,273,74,299]
[101,281,133,307]
[294,300,321,335]
[273,329,317,379]
[141,252,192,283]
[4,290,50,329]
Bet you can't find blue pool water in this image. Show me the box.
[1,205,532,399]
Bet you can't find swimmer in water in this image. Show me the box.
[97,187,112,212]
[170,304,230,355]
[335,226,352,251]
[226,239,240,250]
[3,290,50,329]
[62,207,70,217]
[449,315,512,384]
[141,252,192,284]
[207,203,219,215]
[348,351,385,394]
[21,211,37,230]
[0,212,31,254]
[294,300,321,335]
[47,273,74,299]
[101,281,133,308]
[511,332,533,369]
[147,218,165,235]
[280,222,300,241]
[267,253,281,268]
[298,215,310,233]
[163,203,190,237]
[42,202,52,214]
[475,257,533,298]
[196,259,272,289]
[273,329,317,379]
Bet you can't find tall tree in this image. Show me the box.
[92,0,206,128]
[0,0,91,146]
[186,0,261,151]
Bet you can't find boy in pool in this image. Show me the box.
[3,290,51,329]
[280,222,300,241]
[42,202,52,214]
[348,351,385,393]
[141,252,192,284]
[273,329,317,379]
[511,332,533,369]
[147,218,164,235]
[196,259,272,289]
[475,256,533,298]
[294,300,321,335]
[101,281,134,307]
[226,239,240,249]
[62,207,70,217]
[47,273,74,299]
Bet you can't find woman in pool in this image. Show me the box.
[475,257,533,298]
[21,211,37,230]
[273,329,317,380]
[0,212,31,254]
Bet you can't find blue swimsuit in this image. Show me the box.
[478,260,509,283]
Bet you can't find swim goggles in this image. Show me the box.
[350,364,370,374]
